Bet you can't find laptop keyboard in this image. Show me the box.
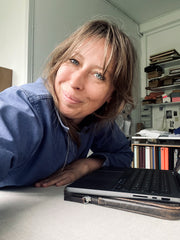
[113,168,170,195]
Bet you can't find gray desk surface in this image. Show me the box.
[0,186,180,240]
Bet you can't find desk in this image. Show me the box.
[0,186,180,240]
[132,136,180,140]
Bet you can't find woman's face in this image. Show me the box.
[54,38,114,124]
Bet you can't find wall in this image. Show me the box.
[29,0,140,81]
[140,9,180,131]
[0,0,29,86]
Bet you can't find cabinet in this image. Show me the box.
[0,67,12,92]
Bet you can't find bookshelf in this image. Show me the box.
[131,137,180,171]
[141,50,180,132]
[133,50,180,170]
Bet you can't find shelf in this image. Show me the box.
[143,101,180,107]
[146,83,180,91]
[132,143,180,148]
[147,74,180,82]
[132,136,180,140]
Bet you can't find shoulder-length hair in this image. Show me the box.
[43,19,136,144]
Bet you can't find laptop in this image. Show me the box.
[64,167,180,203]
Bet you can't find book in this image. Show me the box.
[164,147,169,170]
[150,49,180,60]
[139,146,145,168]
[149,49,180,64]
[150,147,153,169]
[158,147,161,169]
[169,67,180,74]
[145,146,151,169]
[160,147,165,170]
[169,147,174,170]
[155,147,159,170]
[152,147,155,169]
[133,145,139,168]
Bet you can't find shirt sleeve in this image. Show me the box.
[89,121,133,168]
[0,87,43,181]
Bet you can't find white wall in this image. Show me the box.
[140,9,180,98]
[29,0,140,82]
[0,0,29,86]
[139,9,180,131]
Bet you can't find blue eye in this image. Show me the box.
[70,59,79,65]
[95,73,105,80]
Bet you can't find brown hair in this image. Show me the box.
[43,19,136,143]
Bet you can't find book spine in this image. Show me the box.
[158,147,161,170]
[152,147,155,169]
[150,147,153,169]
[139,146,143,168]
[164,147,169,170]
[145,146,150,169]
[142,146,145,168]
[133,145,138,168]
[169,147,174,170]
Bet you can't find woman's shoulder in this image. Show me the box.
[0,78,53,110]
[20,78,51,99]
[0,78,50,98]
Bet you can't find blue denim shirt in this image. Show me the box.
[0,78,133,187]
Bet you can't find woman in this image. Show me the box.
[0,19,136,188]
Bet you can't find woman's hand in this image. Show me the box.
[35,158,104,187]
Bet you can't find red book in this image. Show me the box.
[164,147,169,170]
[161,147,165,170]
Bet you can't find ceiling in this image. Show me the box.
[107,0,180,24]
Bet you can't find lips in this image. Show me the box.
[63,91,82,104]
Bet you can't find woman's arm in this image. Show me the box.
[35,121,133,187]
[0,87,43,182]
[35,157,104,187]
[89,121,133,168]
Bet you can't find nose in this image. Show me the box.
[70,70,85,90]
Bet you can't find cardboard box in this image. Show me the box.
[0,67,12,92]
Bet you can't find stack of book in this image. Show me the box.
[150,49,180,64]
[169,67,180,85]
[169,67,180,75]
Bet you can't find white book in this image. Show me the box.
[145,146,151,169]
[133,146,139,168]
